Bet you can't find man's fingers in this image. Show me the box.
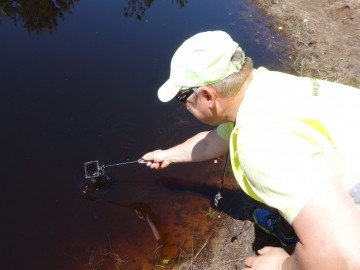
[243,247,277,269]
[244,255,256,268]
[150,162,160,169]
[257,246,273,255]
[142,152,154,160]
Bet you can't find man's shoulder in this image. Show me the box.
[254,66,299,81]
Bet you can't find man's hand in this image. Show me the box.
[142,150,172,170]
[242,246,290,270]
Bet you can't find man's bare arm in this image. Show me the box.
[286,178,360,270]
[244,179,360,270]
[142,129,228,169]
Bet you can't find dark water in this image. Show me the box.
[0,0,289,269]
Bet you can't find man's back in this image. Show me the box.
[229,67,360,221]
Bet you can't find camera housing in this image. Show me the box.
[84,160,103,179]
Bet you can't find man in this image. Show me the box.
[142,30,360,270]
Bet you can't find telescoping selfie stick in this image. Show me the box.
[84,159,146,179]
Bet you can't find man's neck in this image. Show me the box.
[224,70,254,123]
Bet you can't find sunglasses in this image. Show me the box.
[176,87,199,103]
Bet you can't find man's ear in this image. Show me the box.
[199,86,217,108]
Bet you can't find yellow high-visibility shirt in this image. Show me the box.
[217,67,360,223]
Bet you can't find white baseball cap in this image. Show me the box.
[158,31,245,102]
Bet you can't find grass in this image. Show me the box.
[205,207,220,221]
[87,248,127,270]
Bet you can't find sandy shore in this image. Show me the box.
[254,0,360,88]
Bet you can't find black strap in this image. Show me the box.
[218,151,229,192]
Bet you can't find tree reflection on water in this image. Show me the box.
[0,0,189,33]
[124,0,188,20]
[0,0,79,34]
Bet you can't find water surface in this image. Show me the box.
[0,0,289,269]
